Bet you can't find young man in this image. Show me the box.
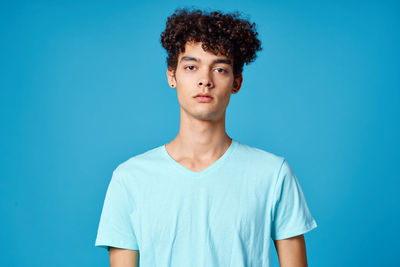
[95,8,317,267]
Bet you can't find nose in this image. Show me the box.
[198,71,214,88]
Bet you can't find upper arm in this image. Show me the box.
[273,234,308,267]
[109,247,139,267]
[270,159,318,241]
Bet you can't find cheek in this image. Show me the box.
[219,85,233,106]
[175,75,194,104]
[222,92,232,106]
[176,88,191,106]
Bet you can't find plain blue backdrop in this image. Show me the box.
[1,0,399,266]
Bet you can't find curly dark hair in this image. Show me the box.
[160,8,262,77]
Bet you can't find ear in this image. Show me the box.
[232,73,243,94]
[166,67,176,88]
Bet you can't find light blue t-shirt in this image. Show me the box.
[95,139,317,266]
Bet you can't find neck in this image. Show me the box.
[166,108,232,160]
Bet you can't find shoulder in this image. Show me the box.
[112,144,164,179]
[235,140,285,168]
[232,140,288,186]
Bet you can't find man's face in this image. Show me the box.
[167,41,242,122]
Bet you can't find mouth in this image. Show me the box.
[194,93,213,98]
[194,95,213,103]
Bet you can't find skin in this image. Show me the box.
[274,235,309,267]
[109,248,138,267]
[109,41,309,267]
[164,41,243,171]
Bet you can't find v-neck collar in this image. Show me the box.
[161,139,239,177]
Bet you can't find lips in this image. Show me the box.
[194,95,213,103]
[194,93,213,98]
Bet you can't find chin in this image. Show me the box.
[193,111,222,122]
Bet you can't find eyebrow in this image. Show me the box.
[180,56,232,66]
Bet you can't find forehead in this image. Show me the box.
[177,41,232,63]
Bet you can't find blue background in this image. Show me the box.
[1,0,399,266]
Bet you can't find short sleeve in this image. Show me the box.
[95,169,139,251]
[270,159,318,240]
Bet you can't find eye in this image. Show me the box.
[185,65,196,71]
[215,68,227,73]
